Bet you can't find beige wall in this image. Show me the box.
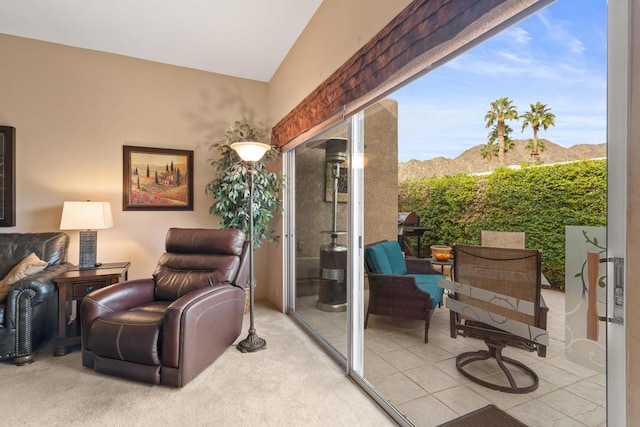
[364,98,400,245]
[0,34,270,286]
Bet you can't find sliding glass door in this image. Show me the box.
[287,122,351,361]
[284,103,414,425]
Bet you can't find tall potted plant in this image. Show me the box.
[205,120,284,248]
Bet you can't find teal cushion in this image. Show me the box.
[365,244,392,274]
[408,274,445,310]
[380,241,407,275]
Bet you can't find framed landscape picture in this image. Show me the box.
[123,145,194,211]
[0,126,16,227]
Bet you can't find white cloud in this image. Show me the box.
[446,53,558,80]
[495,51,531,64]
[536,13,585,55]
[502,26,532,45]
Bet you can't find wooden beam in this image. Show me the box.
[271,0,511,147]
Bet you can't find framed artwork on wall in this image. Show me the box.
[0,126,16,227]
[123,145,194,211]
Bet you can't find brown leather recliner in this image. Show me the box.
[80,228,249,387]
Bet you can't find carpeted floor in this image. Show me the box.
[0,302,394,427]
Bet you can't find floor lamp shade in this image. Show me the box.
[60,201,113,268]
[230,141,271,162]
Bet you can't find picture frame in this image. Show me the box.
[123,145,194,211]
[325,162,348,203]
[0,126,16,227]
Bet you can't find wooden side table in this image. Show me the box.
[53,262,130,356]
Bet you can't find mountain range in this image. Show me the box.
[398,139,606,181]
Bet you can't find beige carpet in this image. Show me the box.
[1,302,394,427]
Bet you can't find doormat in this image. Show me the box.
[437,404,528,427]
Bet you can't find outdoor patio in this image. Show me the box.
[296,288,606,427]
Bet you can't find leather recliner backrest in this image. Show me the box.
[153,228,246,301]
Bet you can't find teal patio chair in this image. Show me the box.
[364,240,445,343]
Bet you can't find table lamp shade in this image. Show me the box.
[60,201,113,268]
[60,201,113,230]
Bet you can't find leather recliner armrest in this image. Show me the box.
[82,278,156,319]
[161,283,244,369]
[80,278,157,348]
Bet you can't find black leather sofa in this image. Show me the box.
[0,232,71,365]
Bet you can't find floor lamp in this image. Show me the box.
[231,141,271,353]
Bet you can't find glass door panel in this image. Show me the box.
[291,122,350,359]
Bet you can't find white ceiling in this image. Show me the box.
[0,0,323,82]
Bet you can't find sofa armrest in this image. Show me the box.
[4,263,72,326]
[367,273,431,310]
[7,263,71,303]
[405,258,441,275]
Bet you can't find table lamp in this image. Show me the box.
[60,201,113,269]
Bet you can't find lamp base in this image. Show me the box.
[237,331,266,353]
[78,230,98,269]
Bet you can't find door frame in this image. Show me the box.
[606,0,628,425]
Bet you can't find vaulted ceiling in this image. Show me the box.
[0,0,323,82]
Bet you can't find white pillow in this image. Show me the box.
[0,253,48,303]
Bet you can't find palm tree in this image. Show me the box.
[488,124,515,150]
[480,139,498,162]
[484,97,519,166]
[521,101,556,161]
[525,138,548,163]
[482,124,515,163]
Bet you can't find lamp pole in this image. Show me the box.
[237,162,266,352]
[230,141,271,353]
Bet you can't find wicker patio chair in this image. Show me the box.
[442,244,549,393]
[364,240,444,343]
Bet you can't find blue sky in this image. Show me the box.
[393,0,607,162]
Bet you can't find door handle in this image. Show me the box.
[607,257,625,325]
[587,252,624,328]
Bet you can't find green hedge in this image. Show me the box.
[398,159,606,289]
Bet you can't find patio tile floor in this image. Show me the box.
[295,288,606,427]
